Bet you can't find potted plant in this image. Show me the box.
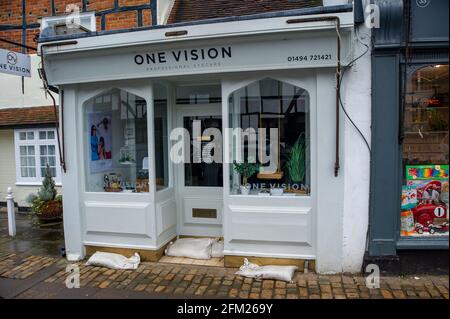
[233,159,260,195]
[27,165,62,225]
[286,133,307,184]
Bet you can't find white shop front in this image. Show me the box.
[39,8,370,273]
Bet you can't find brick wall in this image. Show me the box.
[0,0,154,53]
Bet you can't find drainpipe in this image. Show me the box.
[38,41,78,173]
[286,16,342,177]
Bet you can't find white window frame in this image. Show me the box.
[14,128,62,186]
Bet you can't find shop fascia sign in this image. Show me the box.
[44,33,349,85]
[0,49,31,77]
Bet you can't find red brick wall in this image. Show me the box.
[0,0,154,53]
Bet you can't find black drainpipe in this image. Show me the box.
[287,16,342,177]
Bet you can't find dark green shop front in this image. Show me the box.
[369,0,449,262]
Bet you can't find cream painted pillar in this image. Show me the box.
[61,86,85,261]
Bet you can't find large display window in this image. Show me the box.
[400,64,449,237]
[83,88,149,193]
[228,78,310,196]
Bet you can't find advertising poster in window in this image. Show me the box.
[401,165,449,236]
[88,112,112,173]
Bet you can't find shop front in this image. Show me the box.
[39,5,370,273]
[369,0,449,269]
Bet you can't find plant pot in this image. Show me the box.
[39,199,63,222]
[240,184,251,195]
[270,188,284,196]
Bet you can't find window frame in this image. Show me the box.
[227,78,311,197]
[14,128,61,186]
[396,61,449,247]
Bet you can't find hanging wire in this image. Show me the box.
[338,27,371,153]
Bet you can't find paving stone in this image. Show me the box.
[0,250,448,300]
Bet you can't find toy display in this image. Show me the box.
[400,165,449,237]
[406,165,448,181]
[401,186,417,210]
[400,210,415,236]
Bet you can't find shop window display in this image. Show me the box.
[400,65,449,237]
[83,88,149,193]
[229,78,310,196]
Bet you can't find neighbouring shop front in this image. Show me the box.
[39,5,371,273]
[370,0,449,264]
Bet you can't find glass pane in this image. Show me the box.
[28,146,35,155]
[40,156,47,166]
[154,84,169,190]
[48,145,55,155]
[28,157,35,166]
[20,156,27,167]
[47,131,55,139]
[184,116,223,187]
[51,168,57,177]
[28,167,36,177]
[20,146,27,156]
[39,131,47,140]
[19,132,26,140]
[400,64,449,238]
[21,167,28,177]
[49,156,56,166]
[229,78,310,196]
[40,145,47,155]
[27,131,34,140]
[176,85,221,104]
[83,88,148,193]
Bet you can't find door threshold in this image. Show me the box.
[159,256,225,267]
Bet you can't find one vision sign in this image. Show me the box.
[0,49,31,77]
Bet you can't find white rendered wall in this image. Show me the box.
[341,23,372,273]
[0,55,56,109]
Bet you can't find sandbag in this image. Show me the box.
[211,240,224,258]
[235,258,297,282]
[165,238,214,259]
[86,251,140,269]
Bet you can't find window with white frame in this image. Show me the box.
[14,128,61,184]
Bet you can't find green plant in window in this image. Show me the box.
[119,150,135,163]
[233,160,260,186]
[287,133,306,183]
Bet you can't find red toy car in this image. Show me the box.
[415,222,435,234]
[412,203,447,225]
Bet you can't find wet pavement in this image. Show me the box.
[0,208,449,299]
[0,208,64,258]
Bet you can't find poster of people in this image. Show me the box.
[88,112,113,173]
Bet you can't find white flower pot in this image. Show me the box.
[270,188,284,196]
[240,185,251,195]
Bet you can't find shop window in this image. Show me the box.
[83,88,149,193]
[229,78,310,196]
[154,84,169,190]
[14,128,61,184]
[400,65,449,238]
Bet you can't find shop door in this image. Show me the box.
[175,104,223,237]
